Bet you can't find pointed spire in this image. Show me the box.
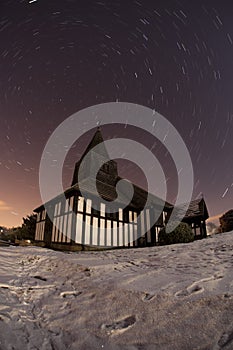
[71,127,118,186]
[79,127,109,160]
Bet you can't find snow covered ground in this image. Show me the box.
[0,232,232,350]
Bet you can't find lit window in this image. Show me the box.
[99,218,105,245]
[76,213,83,244]
[106,220,112,246]
[69,197,74,211]
[84,216,91,245]
[92,217,98,245]
[113,221,118,246]
[100,203,105,217]
[129,211,133,222]
[119,208,123,221]
[78,197,84,212]
[65,199,69,213]
[57,202,61,215]
[86,199,92,214]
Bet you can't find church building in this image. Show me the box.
[34,128,209,250]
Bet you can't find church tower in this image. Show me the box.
[71,128,118,187]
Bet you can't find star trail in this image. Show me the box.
[0,0,232,227]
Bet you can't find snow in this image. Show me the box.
[0,232,232,349]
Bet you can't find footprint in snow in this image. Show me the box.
[60,291,82,298]
[142,293,155,302]
[218,329,233,348]
[175,283,204,298]
[33,276,47,281]
[101,315,136,334]
[175,274,223,298]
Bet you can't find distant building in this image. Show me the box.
[34,128,209,249]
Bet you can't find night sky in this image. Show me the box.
[1,0,233,228]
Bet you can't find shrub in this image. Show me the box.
[158,222,194,245]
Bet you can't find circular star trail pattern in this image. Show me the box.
[0,0,232,227]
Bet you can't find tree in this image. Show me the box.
[15,214,37,241]
[219,210,233,233]
[158,222,194,245]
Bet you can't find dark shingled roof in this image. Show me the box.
[34,176,172,212]
[74,177,172,210]
[173,198,209,221]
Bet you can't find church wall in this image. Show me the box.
[35,192,170,248]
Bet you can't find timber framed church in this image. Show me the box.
[34,128,209,250]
